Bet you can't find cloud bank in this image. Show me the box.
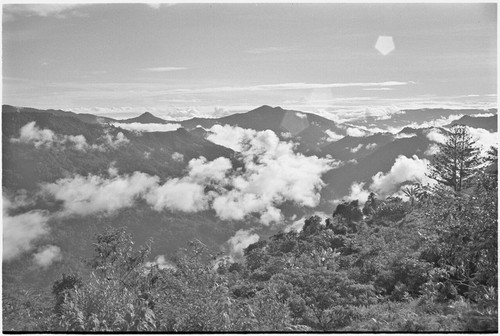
[3,195,50,261]
[342,155,434,205]
[11,122,130,152]
[11,121,89,151]
[371,155,433,195]
[41,172,159,216]
[112,122,182,134]
[40,126,334,225]
[227,229,260,259]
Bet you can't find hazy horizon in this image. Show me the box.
[3,3,497,120]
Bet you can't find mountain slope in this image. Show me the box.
[318,134,433,210]
[2,104,116,124]
[447,114,497,132]
[180,105,346,153]
[3,107,235,190]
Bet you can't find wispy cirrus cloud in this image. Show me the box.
[166,81,414,94]
[245,46,298,54]
[4,4,91,19]
[142,67,187,72]
[145,3,176,9]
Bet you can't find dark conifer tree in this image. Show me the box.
[428,125,482,192]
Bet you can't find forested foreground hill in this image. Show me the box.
[3,139,497,332]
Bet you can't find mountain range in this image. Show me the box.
[2,104,497,290]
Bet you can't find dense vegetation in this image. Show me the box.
[3,128,497,332]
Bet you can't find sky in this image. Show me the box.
[2,3,497,120]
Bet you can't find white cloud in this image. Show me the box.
[325,129,343,142]
[10,122,130,152]
[424,144,441,156]
[346,127,368,137]
[41,171,159,217]
[142,67,187,72]
[33,245,62,268]
[295,112,307,119]
[3,195,50,261]
[171,152,184,162]
[206,124,255,151]
[365,106,404,121]
[67,135,89,151]
[410,114,464,129]
[340,155,435,205]
[245,46,297,54]
[112,122,182,134]
[101,130,130,149]
[164,81,413,95]
[365,143,377,150]
[424,128,447,144]
[395,132,417,139]
[343,182,371,204]
[37,124,334,225]
[424,127,497,156]
[145,255,175,270]
[4,4,90,18]
[468,127,498,155]
[350,144,363,153]
[187,156,232,184]
[470,113,496,118]
[284,211,329,233]
[207,125,335,224]
[227,230,260,259]
[11,121,57,148]
[145,178,208,212]
[370,155,433,196]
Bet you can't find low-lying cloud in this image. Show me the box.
[346,127,368,137]
[424,128,447,144]
[342,155,434,205]
[40,125,334,225]
[3,194,50,261]
[112,122,182,134]
[424,127,498,156]
[11,122,130,152]
[325,129,344,142]
[206,125,336,224]
[468,127,498,155]
[350,144,363,153]
[41,172,159,216]
[227,229,260,259]
[395,132,417,139]
[11,121,89,151]
[33,245,62,268]
[171,152,184,162]
[371,155,433,195]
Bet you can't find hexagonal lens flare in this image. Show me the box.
[375,36,395,55]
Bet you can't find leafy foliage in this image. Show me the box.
[4,135,497,332]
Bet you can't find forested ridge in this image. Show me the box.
[3,125,498,332]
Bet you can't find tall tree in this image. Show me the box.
[428,125,482,192]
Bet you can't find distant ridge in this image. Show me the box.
[179,105,346,153]
[2,104,116,124]
[119,111,176,124]
[447,114,497,132]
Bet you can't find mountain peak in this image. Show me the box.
[121,111,169,124]
[256,105,284,111]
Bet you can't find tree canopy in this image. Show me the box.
[428,125,482,192]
